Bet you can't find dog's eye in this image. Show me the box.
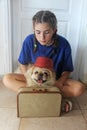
[35,71,38,74]
[44,72,48,76]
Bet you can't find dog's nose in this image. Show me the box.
[38,73,43,79]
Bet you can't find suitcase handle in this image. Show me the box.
[32,88,48,92]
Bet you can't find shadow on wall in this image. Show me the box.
[79,47,87,84]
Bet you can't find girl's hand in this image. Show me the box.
[55,79,64,89]
[55,71,70,89]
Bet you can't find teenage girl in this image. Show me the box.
[3,10,85,112]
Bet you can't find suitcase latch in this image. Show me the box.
[32,88,48,92]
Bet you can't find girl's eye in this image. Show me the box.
[35,30,50,35]
[44,31,50,34]
[36,31,40,34]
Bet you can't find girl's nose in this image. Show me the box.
[40,33,45,40]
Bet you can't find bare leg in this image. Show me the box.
[3,73,27,92]
[58,79,85,97]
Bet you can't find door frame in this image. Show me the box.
[76,0,87,81]
[4,0,12,73]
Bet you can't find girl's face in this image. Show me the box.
[34,23,56,45]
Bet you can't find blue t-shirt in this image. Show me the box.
[18,34,74,79]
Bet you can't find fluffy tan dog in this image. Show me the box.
[24,57,56,87]
[24,66,56,87]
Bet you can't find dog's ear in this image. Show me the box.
[49,70,55,77]
[27,63,34,69]
[52,71,56,79]
[24,66,35,78]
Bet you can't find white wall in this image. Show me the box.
[0,0,87,83]
[12,0,84,80]
[0,0,12,75]
[0,0,5,75]
[77,0,87,83]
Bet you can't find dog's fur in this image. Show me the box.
[24,66,56,87]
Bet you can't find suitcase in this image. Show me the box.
[17,86,62,117]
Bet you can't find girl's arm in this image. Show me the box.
[19,63,28,74]
[19,63,34,74]
[55,71,71,89]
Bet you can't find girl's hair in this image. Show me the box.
[32,10,57,29]
[32,10,58,53]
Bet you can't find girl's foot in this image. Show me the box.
[61,99,73,113]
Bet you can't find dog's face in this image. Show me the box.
[25,66,55,86]
[31,67,52,84]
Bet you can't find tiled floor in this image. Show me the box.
[0,78,87,130]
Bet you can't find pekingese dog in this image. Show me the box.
[24,66,56,87]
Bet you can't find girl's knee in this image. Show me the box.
[79,83,85,95]
[3,74,12,86]
[73,83,85,97]
[62,81,85,97]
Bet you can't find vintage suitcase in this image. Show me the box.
[17,86,62,117]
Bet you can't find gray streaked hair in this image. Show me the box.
[32,10,57,29]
